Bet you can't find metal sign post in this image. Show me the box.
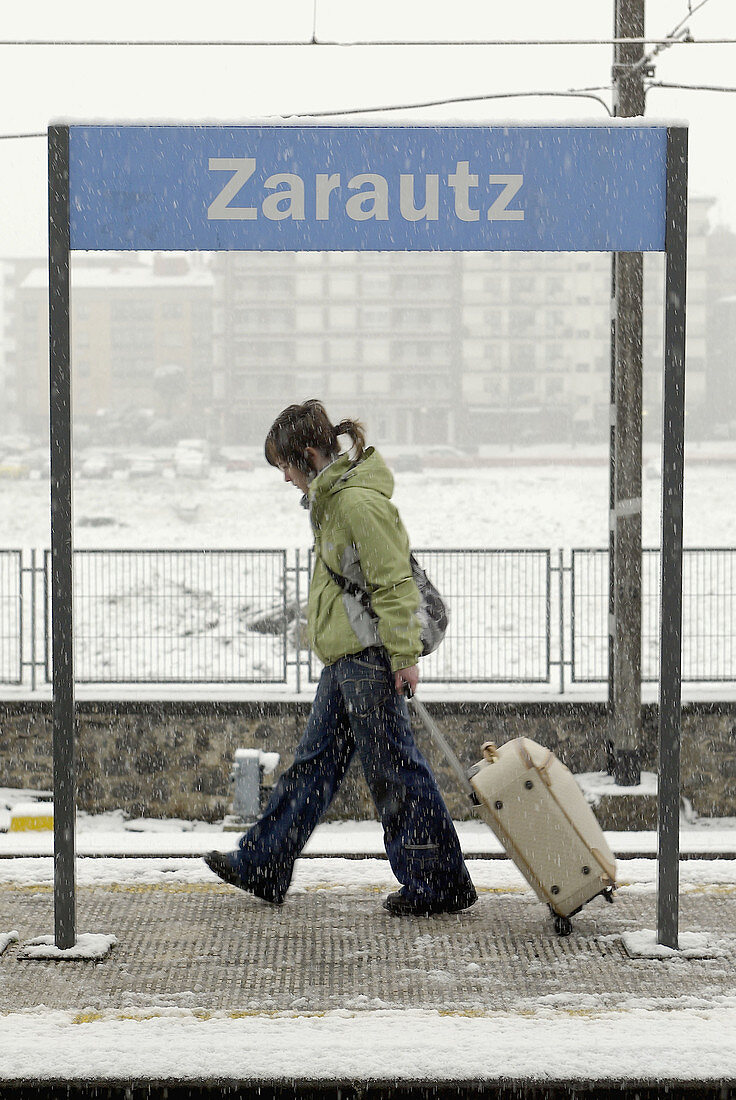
[658,127,688,950]
[48,125,76,949]
[48,121,686,948]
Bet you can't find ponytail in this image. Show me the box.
[265,400,366,472]
[333,418,366,462]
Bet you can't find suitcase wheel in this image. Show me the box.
[552,913,573,937]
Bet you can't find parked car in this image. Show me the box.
[392,453,424,473]
[128,456,158,479]
[79,454,112,479]
[421,446,474,468]
[225,456,255,472]
[0,455,29,479]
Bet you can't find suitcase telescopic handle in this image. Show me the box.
[407,694,479,805]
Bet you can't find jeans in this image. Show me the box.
[235,646,474,905]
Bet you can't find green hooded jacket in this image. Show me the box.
[306,447,422,673]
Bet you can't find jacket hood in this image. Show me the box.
[309,447,394,507]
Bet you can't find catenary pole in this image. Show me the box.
[48,124,76,949]
[609,0,646,786]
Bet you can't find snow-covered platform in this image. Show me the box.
[3,816,736,860]
[1,855,735,1096]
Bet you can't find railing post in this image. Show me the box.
[558,549,565,695]
[294,549,301,694]
[16,551,24,690]
[30,549,36,692]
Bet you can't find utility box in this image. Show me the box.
[224,749,280,830]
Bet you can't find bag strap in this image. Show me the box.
[321,558,376,618]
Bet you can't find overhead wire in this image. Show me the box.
[0,37,733,48]
[647,81,736,93]
[0,89,614,143]
[665,0,714,43]
[292,88,615,118]
[632,0,715,74]
[1,9,735,144]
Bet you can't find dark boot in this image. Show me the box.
[382,884,477,917]
[203,850,285,905]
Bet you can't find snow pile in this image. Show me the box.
[18,933,118,961]
[0,930,19,956]
[622,929,725,960]
[577,770,658,806]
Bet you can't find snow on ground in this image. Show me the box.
[2,793,736,859]
[1,849,736,1086]
[2,853,736,891]
[3,446,736,552]
[2,1002,736,1085]
[2,453,736,1084]
[3,783,736,857]
[2,851,736,1084]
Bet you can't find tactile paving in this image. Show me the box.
[1,881,734,1015]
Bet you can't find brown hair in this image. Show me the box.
[264,399,366,474]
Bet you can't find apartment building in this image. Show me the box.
[8,254,213,439]
[211,251,463,447]
[212,193,711,447]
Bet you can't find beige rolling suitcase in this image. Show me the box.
[410,697,617,935]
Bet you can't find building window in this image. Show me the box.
[296,308,324,332]
[511,308,536,330]
[362,273,391,296]
[296,342,325,366]
[363,339,390,365]
[508,372,535,399]
[295,274,323,297]
[510,343,535,370]
[328,306,357,329]
[362,308,391,328]
[510,275,535,299]
[328,338,358,363]
[328,273,358,298]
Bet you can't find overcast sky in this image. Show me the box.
[1,0,735,256]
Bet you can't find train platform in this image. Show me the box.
[1,851,735,1098]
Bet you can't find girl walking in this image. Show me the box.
[205,400,476,916]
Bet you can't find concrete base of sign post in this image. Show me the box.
[621,930,722,961]
[18,933,117,961]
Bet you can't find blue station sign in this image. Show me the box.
[68,123,668,253]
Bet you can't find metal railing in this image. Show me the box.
[2,546,736,691]
[44,549,289,684]
[570,547,736,684]
[0,550,22,685]
[375,549,550,685]
[303,549,550,686]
